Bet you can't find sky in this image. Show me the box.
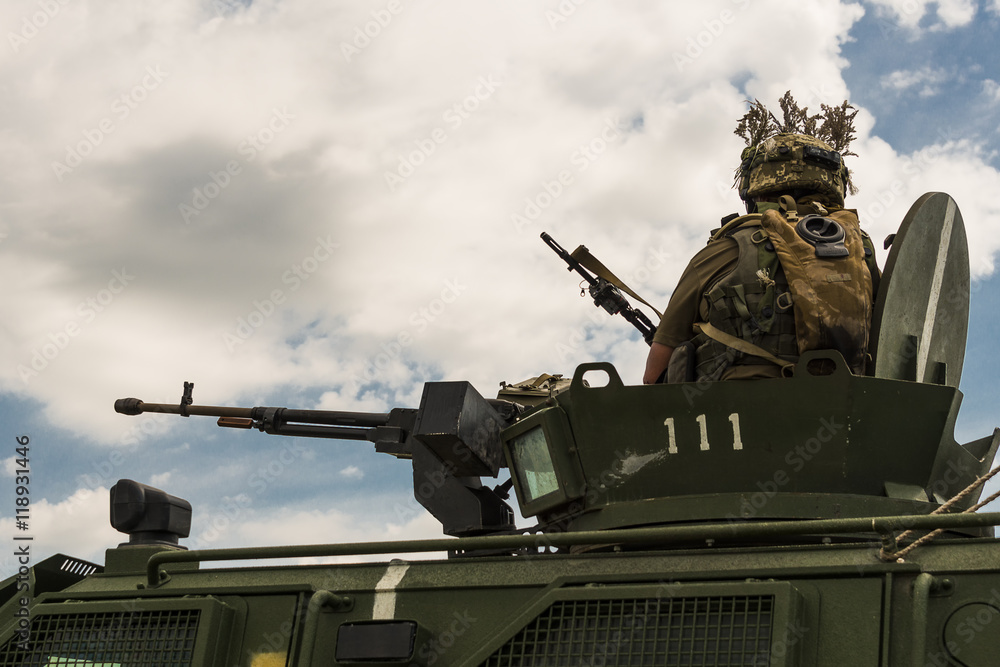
[2,0,1000,575]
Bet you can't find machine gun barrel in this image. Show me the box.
[114,393,411,453]
[541,232,657,345]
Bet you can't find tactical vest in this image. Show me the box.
[688,200,876,381]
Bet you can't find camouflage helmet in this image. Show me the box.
[737,133,849,207]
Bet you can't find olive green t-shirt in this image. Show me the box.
[652,237,739,348]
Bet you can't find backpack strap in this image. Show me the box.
[709,212,763,243]
[693,322,795,374]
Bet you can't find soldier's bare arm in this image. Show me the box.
[643,342,673,384]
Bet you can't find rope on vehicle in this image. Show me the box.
[880,461,1000,562]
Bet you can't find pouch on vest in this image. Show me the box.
[666,340,697,383]
[688,215,797,381]
[759,206,873,372]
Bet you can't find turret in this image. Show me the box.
[499,193,998,542]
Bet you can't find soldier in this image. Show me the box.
[643,95,880,384]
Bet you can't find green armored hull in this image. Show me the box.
[4,506,1000,665]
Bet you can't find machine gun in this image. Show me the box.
[541,232,658,345]
[115,381,519,540]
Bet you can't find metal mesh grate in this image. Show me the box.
[484,595,774,667]
[0,609,200,667]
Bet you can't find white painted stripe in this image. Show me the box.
[915,198,955,381]
[372,562,410,619]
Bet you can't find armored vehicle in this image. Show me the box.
[2,192,999,666]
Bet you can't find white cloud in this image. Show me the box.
[3,456,18,478]
[983,79,1000,103]
[933,0,978,27]
[339,465,364,480]
[149,471,173,487]
[881,67,949,96]
[851,136,1000,276]
[185,496,445,565]
[866,0,976,31]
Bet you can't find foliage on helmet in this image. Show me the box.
[734,92,858,206]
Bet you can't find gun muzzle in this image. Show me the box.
[115,398,145,416]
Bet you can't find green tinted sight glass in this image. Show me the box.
[510,425,559,503]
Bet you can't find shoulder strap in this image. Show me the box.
[709,213,762,243]
[569,245,663,319]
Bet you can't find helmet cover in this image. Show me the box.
[739,133,849,206]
